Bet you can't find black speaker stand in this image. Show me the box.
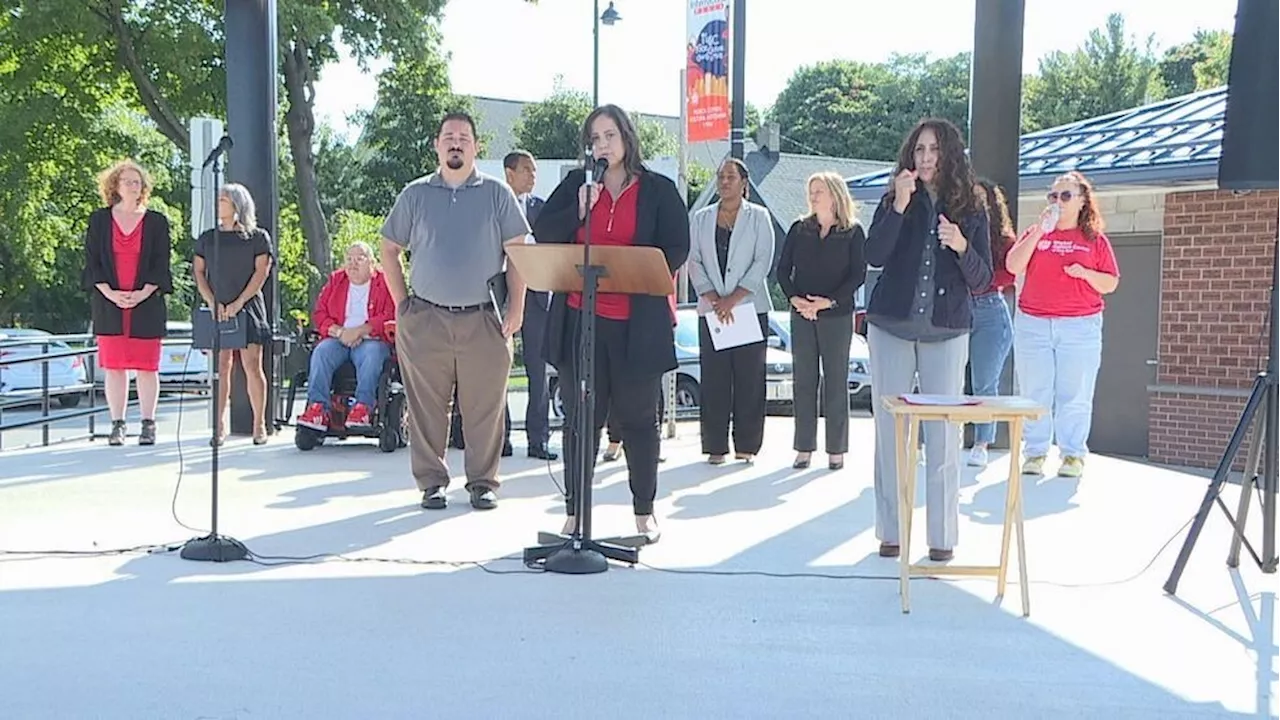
[1164,232,1278,594]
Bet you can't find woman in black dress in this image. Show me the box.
[193,182,273,445]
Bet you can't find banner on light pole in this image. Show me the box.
[685,0,730,143]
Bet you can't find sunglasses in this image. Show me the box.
[1047,190,1078,203]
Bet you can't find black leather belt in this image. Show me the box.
[422,298,493,313]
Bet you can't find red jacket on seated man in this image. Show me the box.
[312,268,396,341]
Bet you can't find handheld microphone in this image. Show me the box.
[585,148,607,185]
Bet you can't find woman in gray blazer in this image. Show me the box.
[688,158,775,464]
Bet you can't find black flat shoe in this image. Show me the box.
[793,455,811,469]
[528,445,558,460]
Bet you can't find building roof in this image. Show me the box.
[746,151,891,227]
[845,86,1229,200]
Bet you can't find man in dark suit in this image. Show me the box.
[449,150,557,460]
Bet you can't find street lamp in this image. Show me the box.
[593,1,622,107]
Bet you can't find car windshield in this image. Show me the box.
[674,313,698,351]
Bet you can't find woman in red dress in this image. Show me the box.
[83,160,173,446]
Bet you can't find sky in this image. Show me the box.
[312,0,1238,141]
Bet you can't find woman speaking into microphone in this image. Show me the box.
[533,104,690,543]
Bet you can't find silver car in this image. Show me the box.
[766,310,872,404]
[0,328,92,409]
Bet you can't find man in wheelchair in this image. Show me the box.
[296,242,396,431]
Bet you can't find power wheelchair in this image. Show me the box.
[282,320,408,453]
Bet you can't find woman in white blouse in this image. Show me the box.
[688,158,775,464]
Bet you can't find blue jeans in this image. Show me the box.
[307,337,391,408]
[968,292,1013,445]
[1013,311,1103,458]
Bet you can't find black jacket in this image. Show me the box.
[81,208,173,338]
[864,189,991,330]
[533,168,690,378]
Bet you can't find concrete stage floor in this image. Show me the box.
[0,412,1275,719]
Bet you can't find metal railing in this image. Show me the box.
[0,333,206,450]
[0,330,692,451]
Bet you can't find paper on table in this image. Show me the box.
[900,394,981,406]
[706,303,764,351]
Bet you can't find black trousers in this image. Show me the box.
[561,309,660,516]
[791,309,853,454]
[697,312,768,455]
[520,294,552,447]
[607,383,663,444]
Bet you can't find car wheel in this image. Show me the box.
[675,376,700,410]
[548,377,564,419]
[58,394,83,409]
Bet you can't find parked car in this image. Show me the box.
[0,328,92,409]
[86,321,209,387]
[156,321,209,385]
[766,310,873,405]
[547,308,795,418]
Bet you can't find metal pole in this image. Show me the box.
[592,0,600,107]
[729,0,745,160]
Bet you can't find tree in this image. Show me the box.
[1159,30,1232,96]
[514,80,677,161]
[513,81,592,159]
[1022,13,1164,132]
[348,44,473,214]
[769,54,971,161]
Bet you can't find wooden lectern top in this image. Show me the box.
[504,244,675,297]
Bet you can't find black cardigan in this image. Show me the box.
[81,208,173,338]
[532,167,691,378]
[776,218,866,317]
[864,189,991,331]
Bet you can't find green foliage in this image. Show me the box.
[686,161,714,207]
[1159,30,1232,97]
[512,80,677,162]
[349,44,473,214]
[1021,14,1164,132]
[513,81,592,159]
[769,53,970,161]
[331,209,387,266]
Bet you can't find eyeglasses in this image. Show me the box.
[1047,190,1078,203]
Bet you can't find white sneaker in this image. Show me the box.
[966,445,989,467]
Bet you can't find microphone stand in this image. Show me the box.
[523,154,639,574]
[181,139,249,563]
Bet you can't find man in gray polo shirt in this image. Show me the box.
[381,111,530,511]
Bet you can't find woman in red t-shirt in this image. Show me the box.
[1006,171,1120,478]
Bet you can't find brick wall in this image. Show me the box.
[1149,189,1278,469]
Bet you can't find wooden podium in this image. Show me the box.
[504,244,676,297]
[506,242,676,574]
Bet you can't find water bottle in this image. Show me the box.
[1040,203,1060,233]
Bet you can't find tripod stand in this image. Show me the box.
[181,137,249,563]
[1164,233,1278,594]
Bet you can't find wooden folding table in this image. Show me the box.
[881,395,1047,616]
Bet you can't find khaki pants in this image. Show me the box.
[396,298,512,492]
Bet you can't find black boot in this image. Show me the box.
[108,420,126,446]
[138,419,157,446]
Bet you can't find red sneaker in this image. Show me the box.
[345,403,372,428]
[297,402,328,431]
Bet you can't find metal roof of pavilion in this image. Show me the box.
[845,86,1228,200]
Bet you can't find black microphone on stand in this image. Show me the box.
[181,132,249,563]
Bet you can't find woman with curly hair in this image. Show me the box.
[864,118,992,562]
[965,178,1018,468]
[82,159,173,447]
[1006,170,1119,478]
